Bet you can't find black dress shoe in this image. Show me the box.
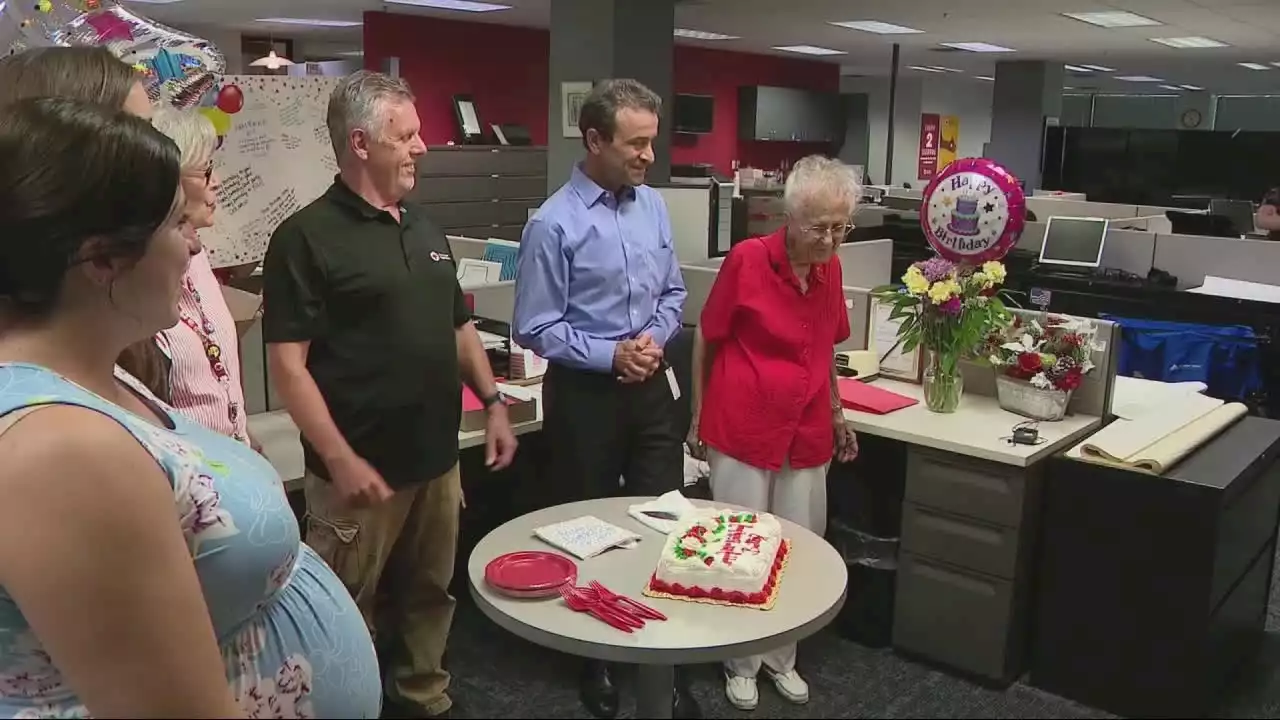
[672,684,702,720]
[579,661,619,719]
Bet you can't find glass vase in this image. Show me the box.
[923,355,964,413]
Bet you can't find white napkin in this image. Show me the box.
[532,515,641,560]
[627,490,697,535]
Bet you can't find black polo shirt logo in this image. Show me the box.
[430,251,451,262]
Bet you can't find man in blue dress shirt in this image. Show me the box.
[513,79,696,720]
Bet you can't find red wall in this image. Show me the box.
[670,46,839,174]
[363,12,840,175]
[363,12,549,147]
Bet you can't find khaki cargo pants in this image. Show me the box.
[305,463,462,716]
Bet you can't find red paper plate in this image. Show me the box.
[485,551,577,596]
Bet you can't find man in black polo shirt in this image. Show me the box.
[262,70,517,719]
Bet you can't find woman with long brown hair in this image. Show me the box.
[0,46,254,447]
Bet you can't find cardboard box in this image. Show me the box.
[220,284,263,338]
[460,385,538,432]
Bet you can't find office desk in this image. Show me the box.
[249,387,545,493]
[843,379,1103,682]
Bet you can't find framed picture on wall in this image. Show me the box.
[561,81,593,138]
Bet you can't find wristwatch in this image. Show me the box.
[480,392,503,409]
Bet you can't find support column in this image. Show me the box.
[547,0,675,192]
[987,61,1064,191]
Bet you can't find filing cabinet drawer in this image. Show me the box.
[420,147,546,177]
[447,224,524,242]
[907,448,1027,527]
[413,176,494,203]
[493,175,546,199]
[412,175,546,204]
[420,199,540,227]
[894,553,1016,680]
[901,502,1021,579]
[1210,465,1280,609]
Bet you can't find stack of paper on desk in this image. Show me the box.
[1079,393,1248,473]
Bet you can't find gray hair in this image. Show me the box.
[151,107,217,171]
[784,155,863,219]
[327,70,415,161]
[578,78,661,149]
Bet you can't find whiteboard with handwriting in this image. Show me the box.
[203,75,340,268]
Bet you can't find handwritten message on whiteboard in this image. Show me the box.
[202,75,340,268]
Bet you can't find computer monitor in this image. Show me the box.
[1039,216,1108,268]
[1208,199,1256,236]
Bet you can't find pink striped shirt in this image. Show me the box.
[156,252,249,444]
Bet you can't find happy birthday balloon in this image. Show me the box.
[0,0,225,110]
[920,157,1027,264]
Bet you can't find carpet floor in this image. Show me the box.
[441,550,1280,719]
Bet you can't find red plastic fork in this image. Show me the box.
[589,581,668,621]
[559,585,640,632]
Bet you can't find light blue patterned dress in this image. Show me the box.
[0,364,381,718]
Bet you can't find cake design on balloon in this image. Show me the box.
[946,192,983,237]
[919,157,1027,264]
[644,509,790,610]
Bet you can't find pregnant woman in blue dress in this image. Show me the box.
[0,98,380,717]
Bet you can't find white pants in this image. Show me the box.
[708,448,828,678]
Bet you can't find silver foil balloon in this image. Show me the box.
[0,0,225,109]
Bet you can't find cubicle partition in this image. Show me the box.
[1152,234,1280,289]
[840,286,871,352]
[1025,197,1140,220]
[679,239,894,325]
[1016,224,1157,278]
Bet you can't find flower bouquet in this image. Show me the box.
[986,314,1099,420]
[873,257,1013,413]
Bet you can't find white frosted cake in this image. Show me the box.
[646,509,789,608]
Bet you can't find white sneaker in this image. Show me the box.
[766,668,810,704]
[724,673,759,710]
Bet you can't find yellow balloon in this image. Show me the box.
[199,107,231,136]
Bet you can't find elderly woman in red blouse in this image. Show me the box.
[687,154,860,712]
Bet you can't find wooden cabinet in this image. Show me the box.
[411,146,546,242]
[738,86,843,143]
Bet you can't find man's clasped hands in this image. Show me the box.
[613,333,664,383]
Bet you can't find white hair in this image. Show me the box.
[151,107,217,171]
[783,155,863,220]
[327,70,415,161]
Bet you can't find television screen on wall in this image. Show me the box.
[674,93,714,134]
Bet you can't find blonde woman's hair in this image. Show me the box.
[151,107,217,171]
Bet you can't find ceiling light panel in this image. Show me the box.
[1080,64,1116,72]
[907,66,946,73]
[1180,84,1203,91]
[1114,75,1164,82]
[1064,64,1094,72]
[975,76,994,81]
[1062,11,1162,28]
[1149,36,1229,49]
[830,20,924,34]
[674,29,739,40]
[256,18,362,27]
[772,45,846,56]
[384,0,511,10]
[939,42,1015,53]
[1239,62,1270,70]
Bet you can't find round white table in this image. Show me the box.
[467,497,848,719]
